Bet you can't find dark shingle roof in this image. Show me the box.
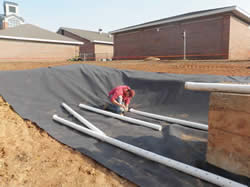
[59,27,113,44]
[111,6,250,34]
[0,24,82,45]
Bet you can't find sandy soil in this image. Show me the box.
[0,97,135,187]
[0,60,250,76]
[0,59,249,186]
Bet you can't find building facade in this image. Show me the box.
[0,24,82,62]
[0,1,24,29]
[111,6,250,60]
[57,28,113,61]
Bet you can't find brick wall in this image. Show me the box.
[94,43,113,60]
[58,30,94,55]
[2,21,8,29]
[229,16,250,60]
[114,14,231,60]
[0,39,79,62]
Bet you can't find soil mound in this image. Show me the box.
[144,56,160,61]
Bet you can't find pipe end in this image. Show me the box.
[184,82,190,90]
[52,114,58,119]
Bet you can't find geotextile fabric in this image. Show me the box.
[0,64,249,187]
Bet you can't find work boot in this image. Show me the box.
[102,103,109,110]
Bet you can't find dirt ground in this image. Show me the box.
[0,96,135,187]
[0,59,249,186]
[0,59,250,76]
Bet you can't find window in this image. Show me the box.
[8,18,20,28]
[9,6,16,13]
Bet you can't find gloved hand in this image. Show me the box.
[124,106,129,112]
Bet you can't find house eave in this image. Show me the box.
[110,6,250,34]
[92,40,114,45]
[0,35,84,45]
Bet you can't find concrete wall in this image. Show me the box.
[0,39,79,62]
[229,16,250,60]
[94,43,113,60]
[114,14,231,60]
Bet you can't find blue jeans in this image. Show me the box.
[107,95,125,114]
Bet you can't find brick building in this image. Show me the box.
[57,27,113,61]
[110,6,250,60]
[0,24,82,62]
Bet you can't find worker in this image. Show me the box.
[105,85,135,115]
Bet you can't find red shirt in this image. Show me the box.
[108,85,132,105]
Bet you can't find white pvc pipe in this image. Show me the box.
[61,102,106,136]
[185,82,250,94]
[129,108,208,131]
[52,114,247,187]
[79,103,162,131]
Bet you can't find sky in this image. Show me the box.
[0,0,249,33]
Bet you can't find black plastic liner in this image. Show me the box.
[0,64,249,187]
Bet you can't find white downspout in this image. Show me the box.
[79,103,162,131]
[52,114,247,187]
[185,82,250,94]
[129,108,208,131]
[62,102,106,136]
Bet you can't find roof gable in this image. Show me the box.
[58,27,113,44]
